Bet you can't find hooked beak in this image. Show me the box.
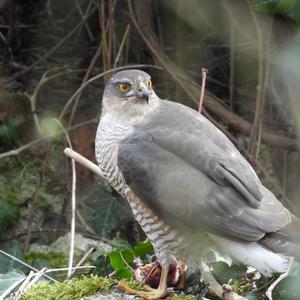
[138,82,149,103]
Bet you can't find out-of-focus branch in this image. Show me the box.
[113,25,131,69]
[127,0,299,151]
[0,118,97,159]
[54,119,77,280]
[3,7,96,84]
[198,68,208,113]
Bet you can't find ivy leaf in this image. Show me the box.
[107,252,125,271]
[120,249,134,265]
[108,249,134,271]
[133,241,153,258]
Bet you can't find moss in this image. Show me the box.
[21,275,117,300]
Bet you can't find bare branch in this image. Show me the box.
[64,148,103,178]
[0,250,57,283]
[198,68,208,113]
[53,119,77,279]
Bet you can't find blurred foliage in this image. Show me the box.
[25,251,68,270]
[0,200,19,232]
[251,0,300,26]
[0,0,300,299]
[0,116,24,147]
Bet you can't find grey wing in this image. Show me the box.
[117,130,292,242]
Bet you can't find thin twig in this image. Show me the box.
[76,210,97,235]
[0,250,57,283]
[113,25,130,69]
[14,271,35,299]
[0,137,49,159]
[68,43,103,126]
[126,0,298,151]
[198,68,208,113]
[53,119,77,279]
[68,247,97,278]
[3,8,95,84]
[45,265,95,274]
[74,0,94,42]
[0,276,26,299]
[15,268,47,299]
[120,252,134,274]
[266,258,294,300]
[0,118,97,159]
[247,0,264,156]
[64,148,103,177]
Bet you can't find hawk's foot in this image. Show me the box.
[117,282,167,299]
[117,266,169,299]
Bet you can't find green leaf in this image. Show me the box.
[251,0,300,26]
[120,249,134,264]
[107,252,126,271]
[133,241,154,257]
[108,249,134,271]
[114,268,132,280]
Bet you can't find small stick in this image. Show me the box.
[0,118,97,160]
[68,247,97,278]
[15,268,47,299]
[266,258,294,300]
[53,119,77,280]
[64,148,103,178]
[0,250,57,282]
[113,25,131,69]
[0,276,26,299]
[45,265,95,274]
[14,271,36,299]
[198,68,208,113]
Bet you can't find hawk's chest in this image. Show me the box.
[95,120,131,196]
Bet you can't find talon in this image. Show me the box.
[117,266,169,299]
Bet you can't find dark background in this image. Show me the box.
[1,0,300,298]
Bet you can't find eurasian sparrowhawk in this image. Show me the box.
[95,69,300,299]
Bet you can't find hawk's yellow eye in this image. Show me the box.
[117,83,131,93]
[147,80,152,88]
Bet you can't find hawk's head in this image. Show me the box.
[101,70,159,119]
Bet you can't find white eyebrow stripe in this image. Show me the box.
[111,79,132,84]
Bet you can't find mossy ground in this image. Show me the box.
[20,275,117,300]
[20,275,198,300]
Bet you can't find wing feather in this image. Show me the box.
[117,100,292,242]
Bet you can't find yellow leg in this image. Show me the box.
[117,266,169,299]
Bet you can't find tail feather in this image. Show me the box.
[260,216,300,260]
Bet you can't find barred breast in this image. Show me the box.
[95,118,130,197]
[95,116,184,266]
